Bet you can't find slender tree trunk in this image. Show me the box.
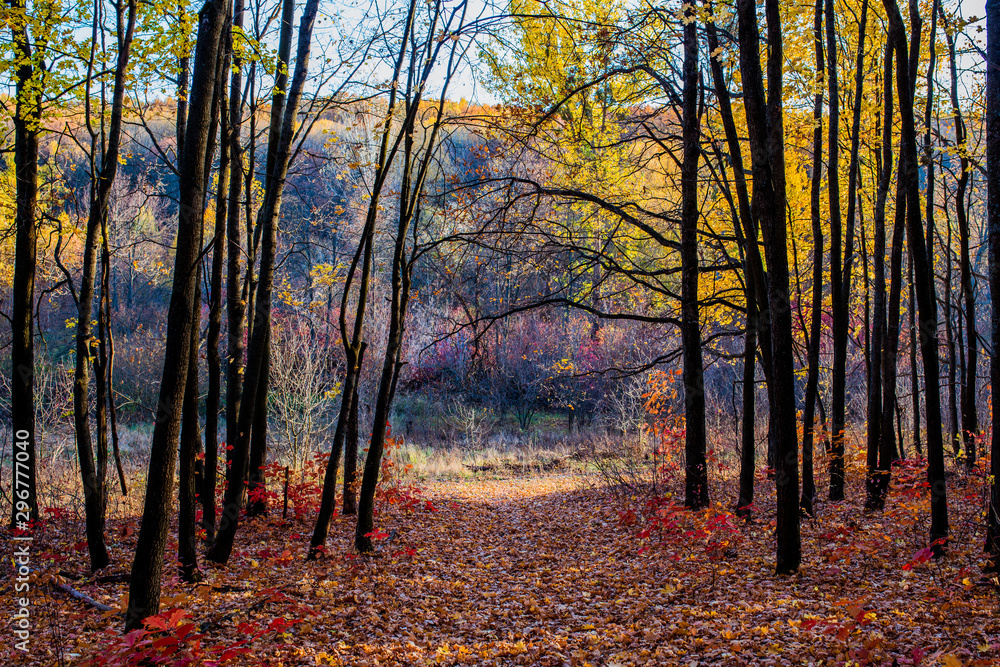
[246,340,270,515]
[680,11,707,511]
[209,0,321,562]
[126,0,229,629]
[941,7,978,463]
[883,0,948,553]
[983,0,1000,571]
[355,0,463,554]
[709,135,757,522]
[179,13,228,581]
[895,397,906,458]
[873,154,906,511]
[355,263,410,555]
[100,199,127,497]
[923,0,938,258]
[94,247,110,538]
[957,294,966,448]
[737,296,757,518]
[861,199,870,381]
[909,250,922,455]
[342,343,366,515]
[831,0,869,503]
[802,0,824,517]
[73,206,111,570]
[704,0,767,520]
[240,62,258,369]
[226,0,247,480]
[203,18,233,545]
[310,0,421,560]
[177,39,189,164]
[737,0,800,573]
[865,40,893,512]
[944,211,960,455]
[310,347,357,553]
[178,270,204,583]
[235,0,293,521]
[8,0,41,529]
[203,80,227,546]
[73,0,138,571]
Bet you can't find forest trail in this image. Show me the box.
[303,474,706,666]
[12,473,1000,666]
[231,474,998,665]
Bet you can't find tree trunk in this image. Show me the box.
[908,251,921,455]
[309,0,421,560]
[831,0,869,503]
[984,0,1000,571]
[224,0,292,525]
[202,18,233,545]
[178,270,204,583]
[8,0,41,529]
[923,0,938,256]
[225,0,247,480]
[126,0,228,629]
[309,349,357,554]
[865,39,893,513]
[943,210,960,455]
[100,199,127,498]
[179,10,229,581]
[941,7,977,463]
[355,0,462,554]
[802,0,824,518]
[704,0,767,520]
[246,341,271,516]
[73,198,111,571]
[73,0,138,571]
[873,151,906,511]
[882,0,948,553]
[342,343,366,515]
[680,11,707,511]
[209,0,321,563]
[355,278,409,555]
[204,107,226,545]
[737,295,757,519]
[737,0,800,573]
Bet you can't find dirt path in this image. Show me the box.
[291,475,997,666]
[323,475,669,666]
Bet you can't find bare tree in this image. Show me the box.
[355,0,473,554]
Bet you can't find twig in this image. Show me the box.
[198,583,294,633]
[49,577,114,612]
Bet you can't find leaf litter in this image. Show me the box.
[3,465,999,666]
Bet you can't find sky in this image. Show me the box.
[443,0,993,107]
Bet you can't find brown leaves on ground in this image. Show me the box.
[4,465,999,666]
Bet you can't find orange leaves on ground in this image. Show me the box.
[6,463,1000,666]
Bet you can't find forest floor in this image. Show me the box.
[4,460,1000,666]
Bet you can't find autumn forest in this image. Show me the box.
[3,0,1000,663]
